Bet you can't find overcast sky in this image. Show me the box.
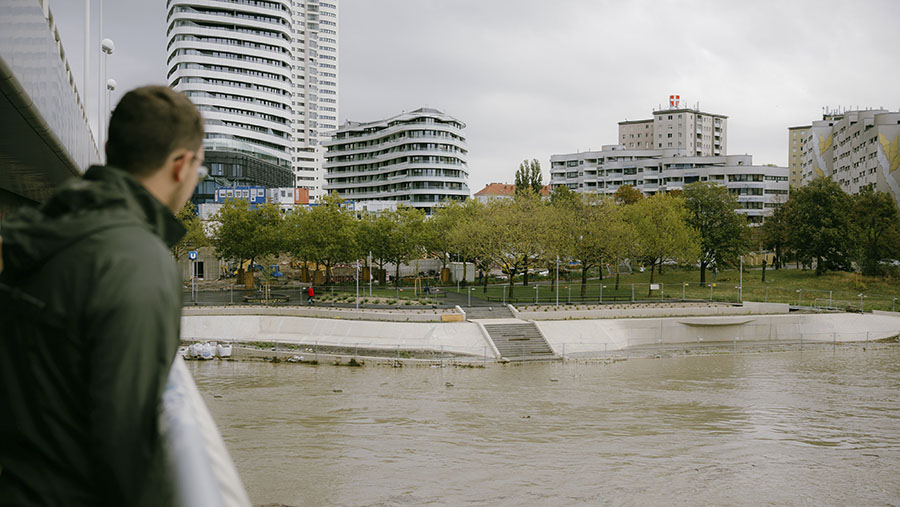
[51,0,900,192]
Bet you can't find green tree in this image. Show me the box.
[614,184,643,205]
[424,201,464,275]
[212,199,284,287]
[449,198,496,291]
[852,189,900,276]
[515,159,543,196]
[171,202,209,262]
[356,210,393,285]
[287,192,357,285]
[684,181,750,284]
[382,205,426,286]
[566,195,620,297]
[493,193,547,297]
[784,178,856,275]
[627,193,700,293]
[605,200,637,290]
[761,199,791,269]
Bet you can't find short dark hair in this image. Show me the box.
[106,86,204,176]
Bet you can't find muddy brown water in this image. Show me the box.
[190,349,900,506]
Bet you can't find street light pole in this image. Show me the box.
[355,259,359,310]
[100,37,115,157]
[739,255,743,302]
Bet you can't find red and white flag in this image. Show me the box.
[669,95,680,108]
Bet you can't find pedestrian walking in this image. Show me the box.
[307,285,315,304]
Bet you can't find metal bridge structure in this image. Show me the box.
[1,0,100,218]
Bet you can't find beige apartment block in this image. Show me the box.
[618,119,654,150]
[619,104,727,156]
[788,125,809,188]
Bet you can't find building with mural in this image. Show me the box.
[798,108,900,207]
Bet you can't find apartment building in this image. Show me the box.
[798,108,900,206]
[550,146,788,224]
[323,108,469,215]
[618,97,727,156]
[166,0,338,203]
[787,125,809,188]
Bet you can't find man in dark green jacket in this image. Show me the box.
[0,86,205,506]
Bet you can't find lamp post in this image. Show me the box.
[468,286,473,307]
[796,289,802,307]
[683,282,688,301]
[355,259,359,310]
[858,293,866,312]
[534,285,539,304]
[555,255,559,307]
[893,297,897,312]
[106,78,116,126]
[739,255,743,302]
[100,37,115,156]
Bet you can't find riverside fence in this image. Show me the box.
[184,281,900,313]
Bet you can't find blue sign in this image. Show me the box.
[188,250,198,260]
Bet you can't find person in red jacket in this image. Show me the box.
[307,285,315,304]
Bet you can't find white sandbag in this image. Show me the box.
[216,343,233,358]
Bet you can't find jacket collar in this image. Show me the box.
[83,165,186,248]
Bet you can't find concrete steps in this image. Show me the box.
[465,306,515,320]
[482,322,556,361]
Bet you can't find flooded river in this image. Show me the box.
[190,349,900,506]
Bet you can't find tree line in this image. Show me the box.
[173,173,900,290]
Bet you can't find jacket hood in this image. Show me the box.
[1,166,185,281]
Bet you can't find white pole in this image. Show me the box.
[368,251,372,297]
[356,260,359,310]
[84,0,90,137]
[739,255,743,302]
[555,255,559,307]
[97,0,103,153]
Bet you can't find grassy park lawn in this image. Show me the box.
[318,266,898,312]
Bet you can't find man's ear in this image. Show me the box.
[171,151,190,183]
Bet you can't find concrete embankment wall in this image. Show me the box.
[181,314,489,356]
[534,313,900,356]
[517,301,791,320]
[181,306,900,358]
[182,305,456,322]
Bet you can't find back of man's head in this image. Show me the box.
[106,86,204,177]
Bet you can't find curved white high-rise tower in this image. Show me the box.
[323,108,469,215]
[166,0,338,203]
